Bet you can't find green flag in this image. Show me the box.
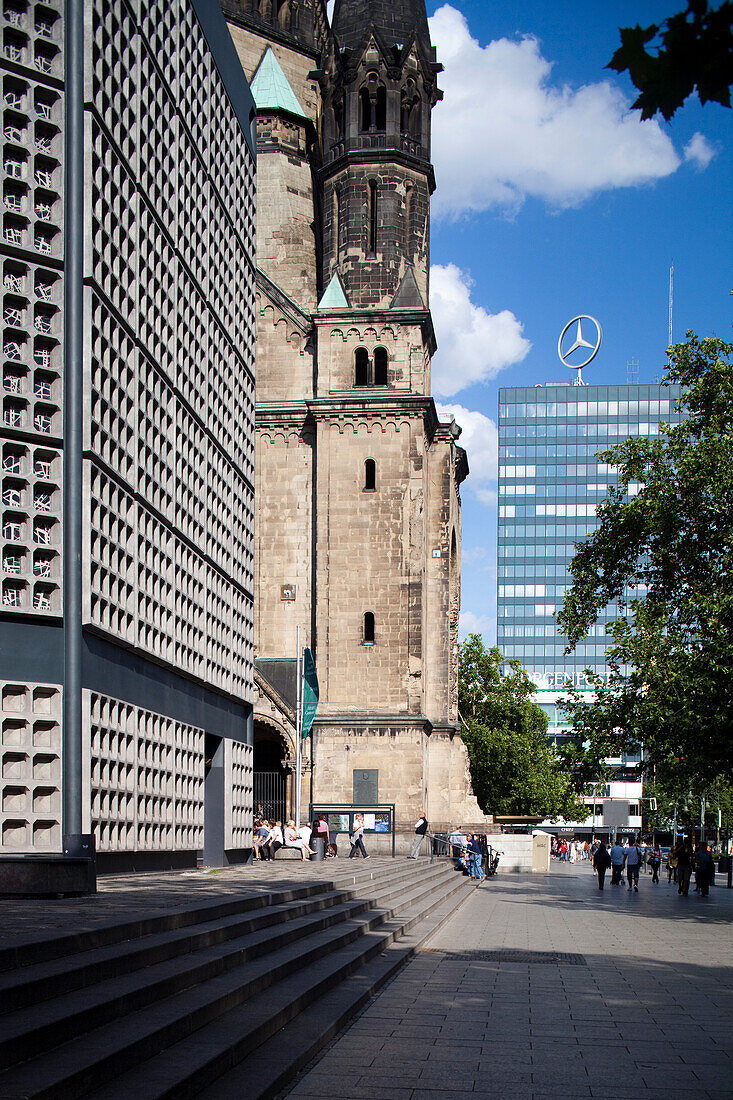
[301,648,319,738]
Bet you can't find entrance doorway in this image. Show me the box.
[203,732,224,866]
[253,721,289,821]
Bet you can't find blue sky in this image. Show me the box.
[422,1,733,643]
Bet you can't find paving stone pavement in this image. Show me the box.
[284,860,733,1100]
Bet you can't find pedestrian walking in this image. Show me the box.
[409,813,428,858]
[677,838,693,895]
[610,838,625,885]
[625,837,642,891]
[648,844,662,884]
[593,840,611,889]
[667,844,678,883]
[694,843,714,897]
[348,813,369,859]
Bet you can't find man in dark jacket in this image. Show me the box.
[593,841,612,890]
[409,814,429,858]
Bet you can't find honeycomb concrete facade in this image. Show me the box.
[1,0,257,866]
[226,0,489,834]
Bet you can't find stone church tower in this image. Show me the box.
[223,0,488,837]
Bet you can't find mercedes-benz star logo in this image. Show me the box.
[557,315,602,382]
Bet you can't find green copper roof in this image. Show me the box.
[250,47,307,120]
[318,271,350,309]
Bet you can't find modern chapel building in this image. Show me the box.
[0,0,257,868]
[497,380,682,834]
[223,0,486,833]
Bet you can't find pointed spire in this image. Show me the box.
[250,46,307,119]
[391,268,424,309]
[332,0,431,54]
[318,271,350,309]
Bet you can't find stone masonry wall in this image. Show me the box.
[255,115,318,311]
[315,318,429,396]
[256,295,314,401]
[314,414,425,713]
[321,167,430,310]
[255,418,314,657]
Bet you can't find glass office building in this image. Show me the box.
[497,381,682,725]
[497,381,682,834]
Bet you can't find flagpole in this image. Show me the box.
[295,624,302,829]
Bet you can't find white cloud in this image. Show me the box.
[459,610,493,639]
[428,5,685,217]
[436,402,497,504]
[431,264,530,396]
[326,0,335,23]
[684,132,715,169]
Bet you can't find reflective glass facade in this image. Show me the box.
[497,383,682,692]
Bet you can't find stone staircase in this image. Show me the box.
[0,856,474,1099]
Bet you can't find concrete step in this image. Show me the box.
[0,893,384,1070]
[199,875,476,1100]
[87,865,474,1100]
[0,885,361,1013]
[0,858,469,1100]
[0,861,455,1069]
[0,880,336,973]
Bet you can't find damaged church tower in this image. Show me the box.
[224,0,489,840]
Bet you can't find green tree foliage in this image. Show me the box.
[643,774,733,833]
[608,1,733,120]
[557,334,733,791]
[458,635,586,820]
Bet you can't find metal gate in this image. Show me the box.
[253,770,286,821]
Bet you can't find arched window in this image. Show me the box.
[360,88,372,132]
[364,459,376,491]
[375,85,387,131]
[363,611,375,644]
[373,346,388,385]
[276,0,290,28]
[368,179,378,255]
[355,347,369,386]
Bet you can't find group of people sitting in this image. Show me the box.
[449,827,486,881]
[252,814,335,862]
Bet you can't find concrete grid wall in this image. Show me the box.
[82,0,257,852]
[0,0,258,856]
[0,0,65,621]
[85,0,256,700]
[0,0,65,853]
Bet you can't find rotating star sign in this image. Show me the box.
[557,315,602,384]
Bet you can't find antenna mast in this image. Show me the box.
[668,263,674,347]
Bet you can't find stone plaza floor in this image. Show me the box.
[284,859,733,1100]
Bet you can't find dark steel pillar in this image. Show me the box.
[62,0,85,844]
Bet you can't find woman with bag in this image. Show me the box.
[348,813,370,859]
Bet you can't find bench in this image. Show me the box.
[274,846,303,860]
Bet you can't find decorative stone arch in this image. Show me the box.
[252,713,295,822]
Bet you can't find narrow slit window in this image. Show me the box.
[373,347,388,386]
[364,459,376,491]
[363,611,375,644]
[368,180,377,255]
[375,86,386,131]
[354,347,369,386]
[405,184,413,256]
[333,188,340,262]
[360,88,372,132]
